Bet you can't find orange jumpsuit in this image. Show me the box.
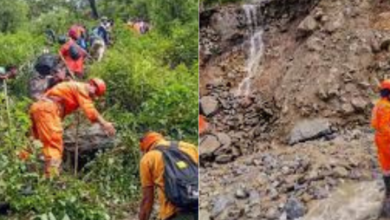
[372,98,390,173]
[199,115,208,136]
[30,81,100,176]
[60,39,86,77]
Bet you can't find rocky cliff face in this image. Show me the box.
[199,0,390,219]
[199,0,390,145]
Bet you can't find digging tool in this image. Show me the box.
[59,53,76,80]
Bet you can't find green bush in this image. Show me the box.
[0,32,43,66]
[0,0,29,33]
[0,0,198,219]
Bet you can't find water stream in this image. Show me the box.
[237,4,265,97]
[302,181,383,220]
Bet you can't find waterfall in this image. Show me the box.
[237,4,265,97]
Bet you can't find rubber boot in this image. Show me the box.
[382,175,390,217]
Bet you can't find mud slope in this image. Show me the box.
[200,0,390,138]
[199,0,390,219]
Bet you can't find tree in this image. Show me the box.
[88,0,99,19]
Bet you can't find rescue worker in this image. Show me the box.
[91,17,110,46]
[29,79,115,177]
[45,25,56,45]
[199,115,209,136]
[371,79,390,216]
[68,25,88,49]
[59,29,88,78]
[58,35,67,45]
[138,132,198,220]
[30,54,68,100]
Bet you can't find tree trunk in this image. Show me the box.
[88,0,99,19]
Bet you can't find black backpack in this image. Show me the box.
[69,44,81,60]
[34,54,59,76]
[155,142,199,212]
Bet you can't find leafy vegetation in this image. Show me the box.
[0,0,198,219]
[200,0,243,7]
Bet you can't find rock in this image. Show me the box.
[214,145,231,156]
[200,135,221,158]
[64,124,117,153]
[302,181,382,220]
[351,97,368,112]
[285,197,306,220]
[333,166,349,178]
[324,13,344,33]
[288,118,333,145]
[246,206,262,218]
[380,38,390,51]
[298,15,318,36]
[216,132,232,147]
[265,207,280,220]
[235,188,249,199]
[201,96,219,116]
[341,103,355,115]
[199,209,211,220]
[211,195,234,218]
[215,154,234,164]
[249,190,261,205]
[306,36,323,51]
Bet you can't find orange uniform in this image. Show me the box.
[372,98,390,173]
[30,81,100,176]
[70,25,86,38]
[199,115,208,135]
[60,39,86,76]
[140,139,198,220]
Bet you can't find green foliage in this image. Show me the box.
[82,134,141,203]
[99,0,198,33]
[139,65,198,142]
[30,10,78,37]
[0,0,29,33]
[0,0,198,219]
[201,0,243,6]
[0,32,44,66]
[25,0,70,19]
[89,24,198,141]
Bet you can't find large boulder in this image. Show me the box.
[288,118,333,145]
[302,181,382,220]
[200,96,219,116]
[64,123,117,153]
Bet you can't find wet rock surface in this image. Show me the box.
[303,181,383,220]
[288,118,333,145]
[200,0,390,219]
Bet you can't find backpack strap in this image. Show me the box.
[154,141,198,166]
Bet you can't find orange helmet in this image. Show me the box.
[68,28,79,40]
[381,80,390,91]
[89,78,106,96]
[140,132,164,152]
